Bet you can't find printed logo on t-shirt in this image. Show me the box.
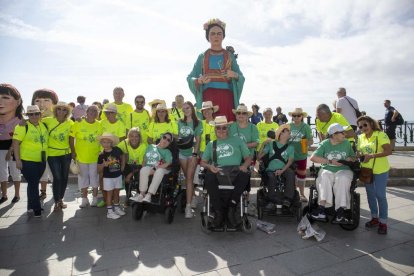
[233,133,246,143]
[217,143,235,159]
[107,156,121,173]
[145,150,160,165]
[326,151,347,160]
[290,130,303,142]
[180,125,193,137]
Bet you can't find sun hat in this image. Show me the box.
[275,124,291,141]
[155,103,168,111]
[199,101,219,113]
[232,105,253,117]
[97,132,119,145]
[25,105,42,115]
[54,101,72,112]
[103,103,117,113]
[148,99,166,107]
[209,116,232,127]
[288,107,308,118]
[327,123,347,136]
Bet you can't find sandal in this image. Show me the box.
[53,203,62,212]
[59,200,67,209]
[0,197,8,204]
[11,196,20,203]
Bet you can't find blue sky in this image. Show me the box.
[1,0,413,121]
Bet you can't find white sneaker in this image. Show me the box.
[79,198,90,208]
[191,196,198,209]
[130,194,144,202]
[107,211,120,219]
[185,205,193,218]
[143,194,152,203]
[114,206,126,216]
[90,197,98,207]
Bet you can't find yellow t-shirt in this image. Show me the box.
[168,107,184,123]
[42,117,74,156]
[101,119,127,139]
[13,122,48,162]
[126,110,151,145]
[147,121,178,143]
[117,139,147,165]
[101,102,133,126]
[357,130,390,174]
[70,120,103,164]
[316,112,353,141]
[200,120,216,153]
[256,121,279,151]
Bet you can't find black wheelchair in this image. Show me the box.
[199,167,256,233]
[303,160,361,231]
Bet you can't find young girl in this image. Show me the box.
[97,132,126,219]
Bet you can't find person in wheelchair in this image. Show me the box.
[310,123,356,223]
[257,124,296,208]
[200,116,252,228]
[129,132,173,203]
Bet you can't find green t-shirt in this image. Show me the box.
[200,120,216,153]
[126,109,151,145]
[101,102,133,125]
[70,120,103,164]
[117,139,147,165]
[313,139,355,173]
[202,136,250,167]
[143,144,172,167]
[147,121,178,143]
[101,119,127,139]
[357,130,390,174]
[13,122,48,162]
[263,141,294,171]
[42,117,74,156]
[256,121,279,151]
[289,122,312,161]
[229,122,259,157]
[177,120,203,157]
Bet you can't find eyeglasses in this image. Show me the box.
[236,112,248,115]
[28,113,41,117]
[135,101,144,104]
[157,110,167,113]
[162,135,171,142]
[292,114,302,118]
[216,126,227,131]
[358,123,369,129]
[334,131,345,135]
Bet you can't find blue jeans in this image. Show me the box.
[48,154,71,202]
[365,171,389,223]
[21,161,46,212]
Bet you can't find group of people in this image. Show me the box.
[0,18,394,233]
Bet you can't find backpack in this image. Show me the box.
[396,113,404,125]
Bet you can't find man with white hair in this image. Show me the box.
[336,87,360,131]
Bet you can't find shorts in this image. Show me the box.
[40,163,53,182]
[0,150,21,182]
[78,162,99,189]
[385,125,396,140]
[179,153,192,160]
[103,175,123,191]
[295,159,307,171]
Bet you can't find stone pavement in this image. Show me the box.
[0,182,414,275]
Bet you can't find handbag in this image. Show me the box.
[70,159,80,175]
[359,136,377,184]
[216,166,240,186]
[344,97,362,118]
[177,135,194,149]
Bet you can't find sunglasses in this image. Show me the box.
[216,126,228,131]
[28,113,41,117]
[135,101,145,104]
[236,112,248,115]
[157,110,167,113]
[162,135,171,142]
[334,131,345,135]
[56,107,67,111]
[292,114,302,118]
[358,123,369,129]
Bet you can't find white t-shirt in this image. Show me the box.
[336,96,359,126]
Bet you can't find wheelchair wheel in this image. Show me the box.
[241,215,256,234]
[302,205,315,223]
[201,212,212,234]
[164,207,175,224]
[296,205,303,222]
[340,193,360,231]
[257,206,264,220]
[132,203,144,220]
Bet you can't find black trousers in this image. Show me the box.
[265,168,295,201]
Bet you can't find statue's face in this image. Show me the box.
[34,97,54,117]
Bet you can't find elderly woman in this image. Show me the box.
[177,101,203,218]
[187,18,244,122]
[0,84,23,204]
[199,101,219,154]
[357,116,392,234]
[70,105,103,208]
[147,103,178,144]
[258,124,296,207]
[201,116,251,228]
[130,132,173,203]
[256,108,279,152]
[42,102,74,211]
[288,108,313,202]
[101,103,127,141]
[310,123,355,223]
[13,105,49,217]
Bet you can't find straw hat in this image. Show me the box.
[97,132,119,145]
[155,103,168,111]
[275,124,291,141]
[199,101,219,113]
[148,99,166,107]
[54,101,72,112]
[25,105,42,115]
[103,103,117,113]
[209,116,232,126]
[232,105,253,117]
[288,107,308,118]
